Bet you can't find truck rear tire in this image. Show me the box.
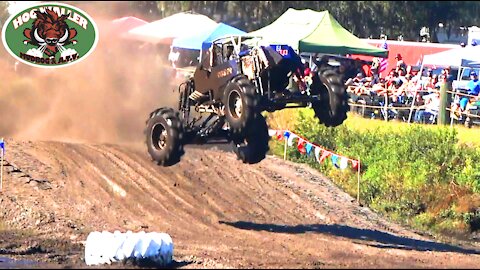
[232,114,270,164]
[145,107,184,166]
[312,69,349,127]
[223,76,259,136]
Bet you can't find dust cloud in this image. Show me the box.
[0,3,182,145]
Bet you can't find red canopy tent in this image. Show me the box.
[110,16,148,39]
[353,39,459,77]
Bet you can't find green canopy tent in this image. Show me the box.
[249,8,388,58]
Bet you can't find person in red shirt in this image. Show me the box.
[362,62,372,78]
[395,53,407,73]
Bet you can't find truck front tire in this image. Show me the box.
[223,77,259,136]
[145,107,184,166]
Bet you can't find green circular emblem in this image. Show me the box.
[1,2,99,68]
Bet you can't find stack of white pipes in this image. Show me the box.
[84,230,173,266]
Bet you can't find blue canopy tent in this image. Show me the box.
[172,22,246,50]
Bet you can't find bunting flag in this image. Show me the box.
[331,154,339,167]
[272,129,360,171]
[314,146,321,162]
[305,143,313,155]
[338,156,349,170]
[287,134,297,147]
[276,130,283,140]
[297,138,306,154]
[351,160,359,170]
[319,150,331,163]
[268,129,277,137]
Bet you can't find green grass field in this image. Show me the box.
[267,109,480,146]
[344,113,480,147]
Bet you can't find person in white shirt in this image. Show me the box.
[414,89,440,123]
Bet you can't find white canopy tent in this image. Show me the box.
[407,45,480,123]
[126,12,218,44]
[417,45,480,86]
[421,45,480,67]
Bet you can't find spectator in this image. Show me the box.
[395,53,407,73]
[302,61,313,91]
[362,61,373,78]
[370,58,380,84]
[385,70,398,90]
[406,65,414,76]
[353,58,365,77]
[426,68,433,78]
[168,46,180,68]
[347,72,373,97]
[459,71,480,111]
[444,66,454,82]
[428,74,439,91]
[414,89,440,123]
[303,60,312,78]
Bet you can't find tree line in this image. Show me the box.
[1,1,480,43]
[128,1,480,43]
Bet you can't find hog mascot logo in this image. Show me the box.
[23,9,78,57]
[2,2,98,68]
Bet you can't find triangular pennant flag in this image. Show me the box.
[305,143,313,155]
[276,130,283,140]
[351,160,359,170]
[268,129,277,137]
[314,146,321,162]
[338,156,349,170]
[297,138,306,154]
[284,131,291,139]
[319,150,331,163]
[331,154,339,167]
[287,134,298,147]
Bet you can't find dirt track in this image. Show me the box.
[0,139,479,268]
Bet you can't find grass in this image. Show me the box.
[266,108,480,236]
[267,110,480,147]
[345,113,480,146]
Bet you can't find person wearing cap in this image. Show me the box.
[459,71,480,112]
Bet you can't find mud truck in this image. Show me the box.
[145,35,349,166]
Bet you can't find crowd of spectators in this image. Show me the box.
[333,53,480,125]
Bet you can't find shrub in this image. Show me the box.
[269,108,480,235]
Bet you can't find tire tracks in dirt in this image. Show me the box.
[2,139,480,268]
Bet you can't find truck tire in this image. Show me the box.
[232,114,270,164]
[145,107,184,166]
[312,69,349,127]
[223,76,259,136]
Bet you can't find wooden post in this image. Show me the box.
[283,134,288,160]
[438,80,452,125]
[1,138,3,192]
[384,93,388,121]
[357,157,361,204]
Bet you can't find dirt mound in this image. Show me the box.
[1,139,480,268]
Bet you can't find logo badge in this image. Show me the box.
[2,2,99,68]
